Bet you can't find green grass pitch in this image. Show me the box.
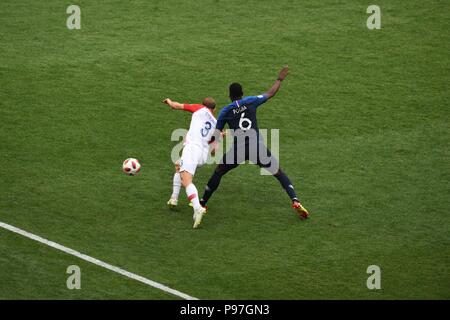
[0,0,449,299]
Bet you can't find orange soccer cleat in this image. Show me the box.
[292,201,309,220]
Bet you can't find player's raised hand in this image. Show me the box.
[163,98,185,110]
[266,66,289,99]
[278,65,289,81]
[163,98,172,106]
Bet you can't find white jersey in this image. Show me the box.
[183,104,217,149]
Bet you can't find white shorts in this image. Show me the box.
[179,143,208,176]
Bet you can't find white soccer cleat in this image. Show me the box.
[167,198,178,209]
[193,207,206,229]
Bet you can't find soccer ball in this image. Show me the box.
[122,158,141,176]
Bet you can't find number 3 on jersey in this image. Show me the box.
[239,112,252,131]
[201,121,212,137]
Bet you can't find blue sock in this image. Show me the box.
[274,170,298,202]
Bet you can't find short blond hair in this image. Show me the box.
[202,97,216,109]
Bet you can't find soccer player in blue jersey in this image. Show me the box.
[199,66,309,225]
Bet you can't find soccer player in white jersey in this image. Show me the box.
[163,97,217,228]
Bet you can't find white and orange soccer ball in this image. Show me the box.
[122,158,141,176]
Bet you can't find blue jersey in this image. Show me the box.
[216,94,269,132]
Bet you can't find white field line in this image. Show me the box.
[0,221,198,300]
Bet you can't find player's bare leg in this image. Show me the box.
[167,160,181,209]
[180,170,206,228]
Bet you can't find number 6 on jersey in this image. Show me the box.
[239,112,252,131]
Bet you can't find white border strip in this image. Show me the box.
[0,221,198,300]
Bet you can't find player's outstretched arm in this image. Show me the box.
[265,65,289,99]
[162,98,184,110]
